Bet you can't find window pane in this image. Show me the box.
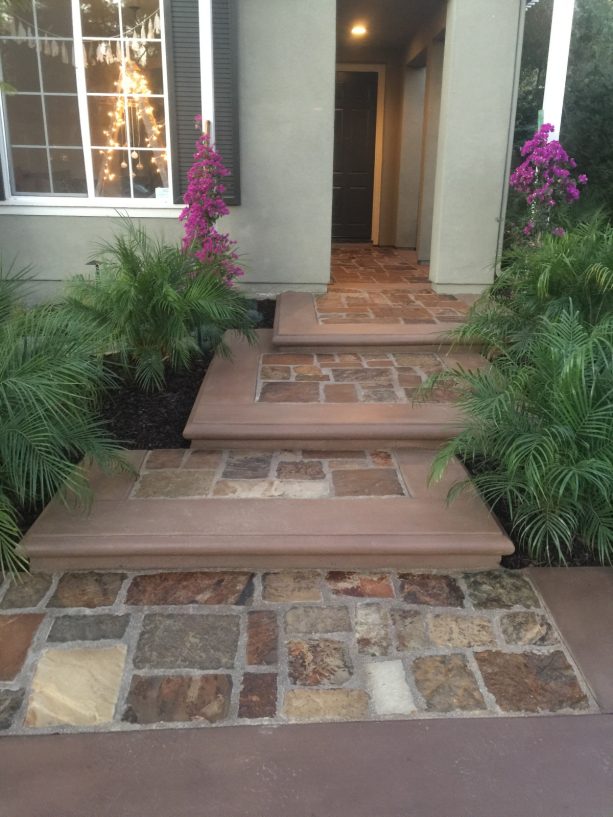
[37,0,73,37]
[84,39,122,92]
[11,147,50,193]
[5,95,45,144]
[88,95,126,147]
[130,96,165,149]
[46,96,83,146]
[133,149,168,199]
[0,41,40,92]
[0,4,34,32]
[93,148,130,196]
[80,0,119,37]
[40,44,78,93]
[125,45,164,95]
[51,149,87,194]
[122,0,161,33]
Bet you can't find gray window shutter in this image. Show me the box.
[164,0,240,206]
[212,0,241,205]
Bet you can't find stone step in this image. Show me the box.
[184,330,484,448]
[23,449,513,571]
[273,291,471,351]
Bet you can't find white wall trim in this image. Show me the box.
[199,0,215,136]
[336,63,385,245]
[0,204,182,218]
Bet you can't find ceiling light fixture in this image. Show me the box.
[350,23,367,37]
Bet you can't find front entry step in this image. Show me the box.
[23,449,513,571]
[273,291,470,350]
[183,330,485,448]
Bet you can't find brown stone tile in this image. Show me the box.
[355,605,391,656]
[262,571,322,603]
[335,354,365,367]
[284,688,369,721]
[0,614,43,681]
[213,479,328,499]
[123,674,232,725]
[183,450,224,470]
[392,609,428,651]
[222,453,273,479]
[500,612,558,646]
[294,365,330,382]
[332,368,393,386]
[285,606,351,635]
[247,610,278,666]
[370,450,393,466]
[134,614,240,670]
[475,650,588,713]
[0,574,52,609]
[332,469,404,497]
[260,365,291,380]
[428,614,495,648]
[326,571,394,598]
[393,353,443,369]
[304,450,364,460]
[261,354,313,365]
[47,614,129,643]
[238,673,277,718]
[133,470,215,498]
[316,354,338,364]
[365,359,395,367]
[48,573,125,609]
[360,388,400,403]
[276,461,325,480]
[398,573,465,607]
[259,382,320,403]
[127,572,254,606]
[397,369,424,387]
[145,449,185,469]
[413,654,486,712]
[464,571,540,609]
[0,689,24,730]
[288,639,352,686]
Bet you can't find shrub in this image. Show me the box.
[0,269,125,575]
[428,310,613,564]
[65,222,256,391]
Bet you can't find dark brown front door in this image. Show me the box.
[332,70,378,241]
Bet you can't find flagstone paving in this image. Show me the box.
[0,568,594,734]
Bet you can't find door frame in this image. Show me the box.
[336,63,386,245]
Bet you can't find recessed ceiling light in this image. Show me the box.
[351,23,367,37]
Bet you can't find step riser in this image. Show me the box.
[190,438,447,451]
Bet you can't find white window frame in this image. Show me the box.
[0,0,181,215]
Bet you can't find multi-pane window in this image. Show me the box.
[0,0,171,200]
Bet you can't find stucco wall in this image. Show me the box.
[0,0,336,300]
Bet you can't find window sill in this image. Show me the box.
[0,201,183,218]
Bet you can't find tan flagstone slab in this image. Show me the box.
[283,689,370,721]
[25,645,127,727]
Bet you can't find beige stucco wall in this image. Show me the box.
[395,66,425,248]
[0,0,336,300]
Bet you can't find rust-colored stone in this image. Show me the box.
[246,610,278,665]
[238,673,277,718]
[294,365,330,382]
[259,382,320,403]
[413,654,486,712]
[145,449,185,469]
[48,573,125,609]
[123,674,232,724]
[288,639,352,686]
[126,572,254,606]
[326,571,394,598]
[276,461,325,480]
[323,384,359,402]
[398,573,465,607]
[260,365,291,380]
[332,469,404,497]
[0,614,43,681]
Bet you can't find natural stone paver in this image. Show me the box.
[25,645,126,727]
[284,689,370,721]
[288,639,352,686]
[0,689,24,730]
[213,479,328,499]
[398,573,465,607]
[48,614,129,642]
[500,612,558,646]
[355,605,391,656]
[464,571,539,609]
[2,568,592,734]
[126,571,254,606]
[123,674,232,725]
[259,382,320,403]
[262,571,322,602]
[428,614,495,648]
[285,606,351,635]
[133,470,215,498]
[222,453,273,480]
[145,449,185,469]
[246,611,278,665]
[332,469,405,497]
[365,660,415,715]
[239,673,277,719]
[133,614,240,670]
[326,571,395,598]
[475,651,588,713]
[412,655,486,713]
[0,614,44,680]
[183,449,224,469]
[48,572,125,608]
[0,574,52,609]
[276,461,325,480]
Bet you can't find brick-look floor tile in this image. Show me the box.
[398,573,465,607]
[239,673,277,718]
[123,674,232,725]
[326,571,394,598]
[126,571,254,606]
[48,572,125,609]
[0,574,52,609]
[246,611,278,665]
[0,614,44,681]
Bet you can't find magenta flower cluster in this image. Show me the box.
[179,119,243,283]
[509,123,587,238]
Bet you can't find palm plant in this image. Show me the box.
[0,270,126,575]
[428,310,613,564]
[65,222,256,391]
[453,217,613,355]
